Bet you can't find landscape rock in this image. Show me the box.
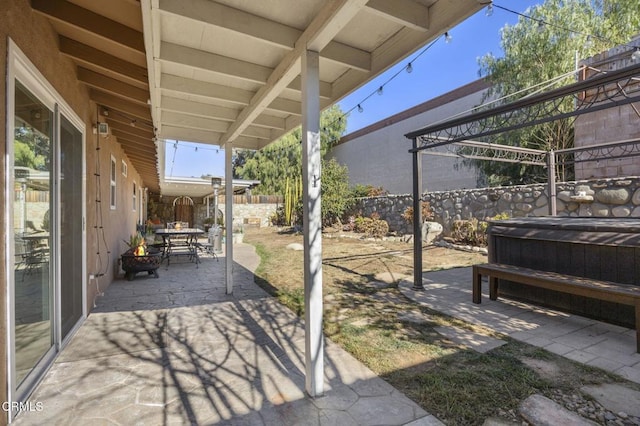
[422,221,443,245]
[581,383,640,418]
[286,243,304,251]
[519,394,598,426]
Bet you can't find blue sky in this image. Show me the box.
[165,1,542,178]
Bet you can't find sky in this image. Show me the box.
[164,1,542,178]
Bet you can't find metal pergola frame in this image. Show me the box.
[405,61,640,289]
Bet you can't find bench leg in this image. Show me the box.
[489,277,498,301]
[472,267,482,304]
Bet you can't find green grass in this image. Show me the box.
[245,229,628,425]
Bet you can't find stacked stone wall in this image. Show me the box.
[355,176,640,235]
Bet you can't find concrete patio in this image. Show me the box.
[13,244,438,425]
[13,242,640,424]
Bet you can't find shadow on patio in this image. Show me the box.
[14,245,436,425]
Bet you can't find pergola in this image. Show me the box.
[31,0,488,397]
[405,60,640,289]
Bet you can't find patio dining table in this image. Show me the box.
[154,228,205,267]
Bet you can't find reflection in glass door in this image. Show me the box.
[12,81,53,386]
[59,115,84,340]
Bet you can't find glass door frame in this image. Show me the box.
[5,39,87,414]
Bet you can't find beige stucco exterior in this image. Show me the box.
[1,1,148,420]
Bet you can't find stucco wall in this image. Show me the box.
[1,0,147,413]
[329,80,489,194]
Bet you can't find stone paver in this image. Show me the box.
[581,383,640,417]
[434,325,507,353]
[14,245,435,425]
[399,267,640,385]
[519,394,598,426]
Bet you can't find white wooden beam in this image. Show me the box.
[160,126,261,149]
[161,96,286,130]
[159,0,371,72]
[222,0,368,144]
[364,0,429,31]
[161,74,301,115]
[332,0,484,101]
[160,42,332,98]
[161,111,272,139]
[160,41,272,84]
[162,74,253,105]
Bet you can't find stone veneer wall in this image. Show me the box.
[151,200,278,228]
[197,203,278,228]
[355,176,640,235]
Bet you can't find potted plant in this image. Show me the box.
[121,232,162,280]
[144,221,156,245]
[203,216,215,232]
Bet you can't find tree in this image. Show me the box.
[14,126,50,170]
[234,105,351,226]
[321,159,352,226]
[474,0,640,186]
[234,104,346,195]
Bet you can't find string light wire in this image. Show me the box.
[163,2,640,156]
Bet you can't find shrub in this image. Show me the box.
[351,184,388,198]
[321,159,354,227]
[451,219,486,246]
[353,215,389,239]
[270,207,285,226]
[451,212,510,247]
[402,201,434,224]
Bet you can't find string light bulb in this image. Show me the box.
[377,86,384,96]
[444,32,452,43]
[486,4,493,16]
[357,104,363,113]
[406,62,413,73]
[583,35,593,50]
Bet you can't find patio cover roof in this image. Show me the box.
[31,0,487,194]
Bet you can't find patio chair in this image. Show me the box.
[195,226,219,261]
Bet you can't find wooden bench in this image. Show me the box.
[472,263,640,353]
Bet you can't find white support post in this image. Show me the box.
[302,49,323,398]
[225,143,233,294]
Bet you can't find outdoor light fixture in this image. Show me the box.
[211,177,221,189]
[632,48,640,62]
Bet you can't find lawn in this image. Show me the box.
[244,227,628,425]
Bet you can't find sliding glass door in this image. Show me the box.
[12,81,54,387]
[59,115,84,341]
[8,41,86,406]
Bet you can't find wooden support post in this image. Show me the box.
[302,49,323,397]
